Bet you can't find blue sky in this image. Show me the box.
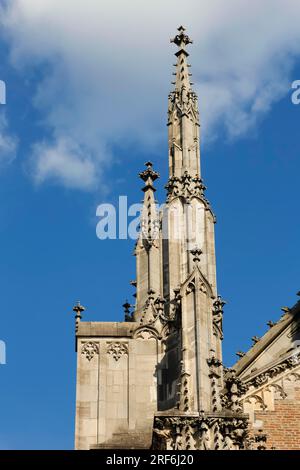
[0,0,299,449]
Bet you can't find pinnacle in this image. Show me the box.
[73,301,85,314]
[139,161,160,191]
[170,26,194,93]
[170,26,193,49]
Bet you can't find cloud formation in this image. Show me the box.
[1,0,300,189]
[30,138,99,190]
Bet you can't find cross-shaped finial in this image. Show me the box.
[139,161,160,191]
[73,301,85,331]
[170,26,193,49]
[73,301,85,316]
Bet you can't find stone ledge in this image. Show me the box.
[76,321,135,338]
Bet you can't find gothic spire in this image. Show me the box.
[135,162,161,314]
[168,26,200,179]
[139,161,160,243]
[171,26,193,93]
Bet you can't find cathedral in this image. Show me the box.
[73,27,300,450]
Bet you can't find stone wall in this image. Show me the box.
[75,323,164,450]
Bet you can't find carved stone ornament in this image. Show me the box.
[244,350,300,390]
[81,341,99,362]
[137,291,180,339]
[107,342,128,361]
[134,328,158,340]
[212,296,226,340]
[152,415,250,450]
[165,171,207,204]
[221,368,248,412]
[207,355,222,412]
[167,89,199,127]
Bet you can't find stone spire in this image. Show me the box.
[168,26,200,178]
[171,25,193,93]
[135,162,161,315]
[162,28,220,414]
[139,161,160,244]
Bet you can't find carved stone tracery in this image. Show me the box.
[165,171,208,204]
[81,341,99,362]
[135,289,181,341]
[244,351,300,390]
[106,342,128,361]
[168,89,199,127]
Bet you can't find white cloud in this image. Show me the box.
[30,137,99,190]
[1,0,300,188]
[0,112,17,167]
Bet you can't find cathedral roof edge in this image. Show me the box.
[233,299,300,376]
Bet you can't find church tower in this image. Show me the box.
[74,27,249,450]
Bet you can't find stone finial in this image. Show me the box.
[251,336,260,344]
[236,351,245,358]
[170,26,193,49]
[281,306,290,313]
[207,353,222,371]
[267,320,275,328]
[73,301,85,320]
[222,368,247,413]
[139,161,159,191]
[73,301,85,333]
[130,280,137,298]
[123,300,131,314]
[214,295,226,312]
[123,300,133,322]
[170,27,195,95]
[212,296,226,340]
